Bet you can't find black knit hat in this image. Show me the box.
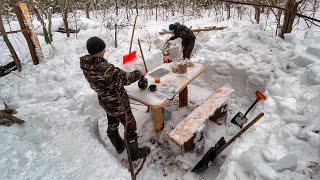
[86,36,106,55]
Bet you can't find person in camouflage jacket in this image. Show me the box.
[167,22,196,59]
[80,36,150,161]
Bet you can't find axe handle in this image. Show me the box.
[216,112,264,155]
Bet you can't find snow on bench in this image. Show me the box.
[168,86,234,152]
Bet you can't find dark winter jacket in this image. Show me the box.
[80,55,142,116]
[169,24,196,43]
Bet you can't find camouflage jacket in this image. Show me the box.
[170,24,196,43]
[80,55,142,116]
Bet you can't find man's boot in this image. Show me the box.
[127,136,150,161]
[108,132,125,153]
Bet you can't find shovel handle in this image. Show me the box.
[242,90,267,118]
[216,113,265,155]
[256,90,267,101]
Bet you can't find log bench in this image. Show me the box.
[168,86,234,152]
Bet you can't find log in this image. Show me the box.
[152,107,164,132]
[57,27,80,33]
[0,110,25,126]
[159,26,226,35]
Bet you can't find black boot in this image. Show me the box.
[108,132,125,153]
[127,136,150,161]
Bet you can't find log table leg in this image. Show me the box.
[152,107,164,132]
[179,86,188,108]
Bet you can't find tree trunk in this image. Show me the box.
[156,3,158,21]
[254,0,261,24]
[115,0,118,48]
[182,0,185,15]
[29,0,51,44]
[135,0,138,14]
[86,1,90,18]
[10,0,40,65]
[48,7,53,42]
[0,15,22,71]
[313,0,318,19]
[63,0,70,37]
[227,3,231,20]
[280,0,300,39]
[126,0,130,21]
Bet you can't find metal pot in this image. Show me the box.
[138,77,148,89]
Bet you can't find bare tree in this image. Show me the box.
[115,0,119,48]
[28,0,52,43]
[218,0,320,39]
[10,0,40,65]
[63,0,70,37]
[279,0,302,38]
[254,0,261,24]
[0,0,22,71]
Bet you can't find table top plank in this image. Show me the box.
[125,63,205,108]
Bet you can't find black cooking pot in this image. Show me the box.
[138,76,148,89]
[148,84,157,92]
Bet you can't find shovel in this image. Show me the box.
[123,16,138,64]
[192,112,265,173]
[231,90,267,128]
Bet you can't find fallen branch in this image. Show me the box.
[0,29,29,36]
[0,110,25,126]
[57,27,80,33]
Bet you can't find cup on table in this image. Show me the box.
[154,76,161,83]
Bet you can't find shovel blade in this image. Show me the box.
[191,147,216,173]
[123,51,137,64]
[230,112,248,129]
[192,137,226,173]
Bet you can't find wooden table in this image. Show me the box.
[125,63,205,132]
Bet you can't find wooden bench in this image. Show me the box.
[168,86,234,152]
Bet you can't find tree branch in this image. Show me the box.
[218,0,320,23]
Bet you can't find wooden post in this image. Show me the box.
[152,108,164,131]
[11,1,44,65]
[179,86,188,108]
[0,11,22,71]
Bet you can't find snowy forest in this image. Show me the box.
[1,0,319,180]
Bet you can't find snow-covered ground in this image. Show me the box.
[1,10,319,180]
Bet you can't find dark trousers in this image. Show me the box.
[106,110,137,139]
[182,39,195,59]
